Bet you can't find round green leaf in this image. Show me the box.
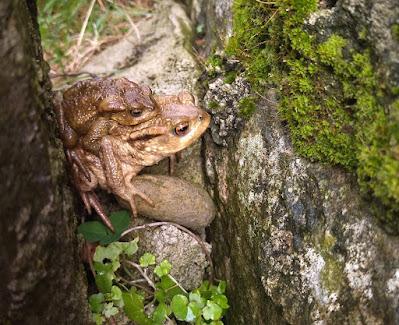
[171,294,188,321]
[212,294,229,309]
[139,253,156,267]
[154,260,172,277]
[111,286,122,301]
[89,293,105,313]
[103,302,119,318]
[95,273,113,294]
[78,221,108,242]
[202,301,223,321]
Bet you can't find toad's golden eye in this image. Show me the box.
[130,110,142,117]
[175,123,189,136]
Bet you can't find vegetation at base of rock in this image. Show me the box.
[77,210,130,244]
[225,0,399,229]
[238,97,257,119]
[87,239,229,325]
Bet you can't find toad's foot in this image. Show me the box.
[126,186,154,218]
[66,149,91,182]
[80,191,114,232]
[122,174,154,217]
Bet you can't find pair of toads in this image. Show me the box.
[55,77,210,231]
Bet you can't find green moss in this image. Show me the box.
[317,233,344,293]
[227,0,399,228]
[358,27,367,40]
[207,54,223,68]
[391,24,399,42]
[238,97,257,119]
[224,70,238,84]
[208,100,220,110]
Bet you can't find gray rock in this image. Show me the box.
[120,175,215,231]
[133,224,211,290]
[189,0,399,322]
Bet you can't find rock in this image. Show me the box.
[120,175,215,231]
[189,0,399,323]
[132,224,211,290]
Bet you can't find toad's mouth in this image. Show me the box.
[129,126,168,142]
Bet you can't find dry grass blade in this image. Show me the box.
[76,0,96,51]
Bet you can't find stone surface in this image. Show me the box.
[134,224,211,290]
[120,175,215,231]
[192,0,399,323]
[0,1,90,323]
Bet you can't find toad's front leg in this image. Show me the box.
[98,136,153,217]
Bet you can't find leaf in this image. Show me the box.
[111,286,123,301]
[95,272,113,294]
[94,262,113,274]
[139,253,156,267]
[89,293,105,313]
[99,211,131,245]
[154,260,172,277]
[78,221,108,243]
[78,210,130,244]
[185,306,196,322]
[159,275,185,299]
[188,301,202,318]
[171,294,188,321]
[217,281,226,294]
[121,238,138,256]
[202,301,223,321]
[94,243,123,263]
[212,294,229,309]
[122,289,152,325]
[92,313,104,325]
[189,292,205,307]
[152,302,170,324]
[103,302,119,318]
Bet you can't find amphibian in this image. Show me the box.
[56,80,210,230]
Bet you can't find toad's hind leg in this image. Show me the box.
[72,163,114,231]
[86,192,114,231]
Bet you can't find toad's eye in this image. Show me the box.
[130,110,142,117]
[174,123,189,136]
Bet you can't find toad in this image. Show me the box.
[56,82,210,230]
[55,77,159,181]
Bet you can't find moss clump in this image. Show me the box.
[391,24,399,42]
[238,97,257,119]
[208,100,220,110]
[316,233,344,293]
[224,70,238,84]
[207,54,223,68]
[227,0,399,228]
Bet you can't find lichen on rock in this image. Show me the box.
[194,0,399,323]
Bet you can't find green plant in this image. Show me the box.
[86,240,229,324]
[78,210,130,245]
[78,213,229,324]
